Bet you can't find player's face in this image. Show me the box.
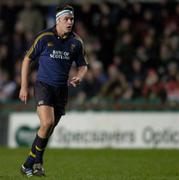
[57,13,74,34]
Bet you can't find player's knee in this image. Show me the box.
[41,120,54,130]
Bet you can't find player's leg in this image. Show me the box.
[47,86,68,139]
[21,81,54,177]
[37,105,55,138]
[21,134,39,177]
[49,114,62,136]
[35,105,54,162]
[48,86,68,135]
[21,133,39,177]
[22,105,54,176]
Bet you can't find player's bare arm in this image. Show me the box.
[19,56,31,104]
[70,65,88,87]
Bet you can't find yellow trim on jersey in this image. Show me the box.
[74,33,83,44]
[29,151,36,158]
[26,32,54,58]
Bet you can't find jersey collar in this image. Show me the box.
[52,26,73,40]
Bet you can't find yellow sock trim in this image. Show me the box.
[35,145,43,151]
[29,151,36,158]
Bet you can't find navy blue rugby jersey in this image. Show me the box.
[26,27,88,87]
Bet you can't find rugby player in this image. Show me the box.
[19,4,88,177]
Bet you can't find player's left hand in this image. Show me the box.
[69,76,81,87]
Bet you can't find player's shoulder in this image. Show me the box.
[34,28,55,42]
[72,32,84,46]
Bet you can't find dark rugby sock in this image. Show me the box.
[23,135,38,168]
[34,135,49,164]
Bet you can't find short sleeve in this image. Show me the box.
[74,40,88,67]
[25,33,46,61]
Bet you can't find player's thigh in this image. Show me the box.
[54,86,68,117]
[37,105,55,125]
[34,81,53,106]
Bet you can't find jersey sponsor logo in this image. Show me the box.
[50,50,70,60]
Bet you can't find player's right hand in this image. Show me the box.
[19,87,29,104]
[69,76,81,87]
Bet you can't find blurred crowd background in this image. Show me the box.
[0,0,179,110]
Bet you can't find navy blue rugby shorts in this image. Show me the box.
[34,81,68,116]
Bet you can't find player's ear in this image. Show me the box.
[56,18,61,24]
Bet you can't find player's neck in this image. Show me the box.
[56,29,69,39]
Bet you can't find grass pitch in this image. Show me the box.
[0,148,179,180]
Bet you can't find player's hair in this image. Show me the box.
[56,4,74,14]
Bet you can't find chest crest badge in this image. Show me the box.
[70,44,76,52]
[47,42,54,47]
